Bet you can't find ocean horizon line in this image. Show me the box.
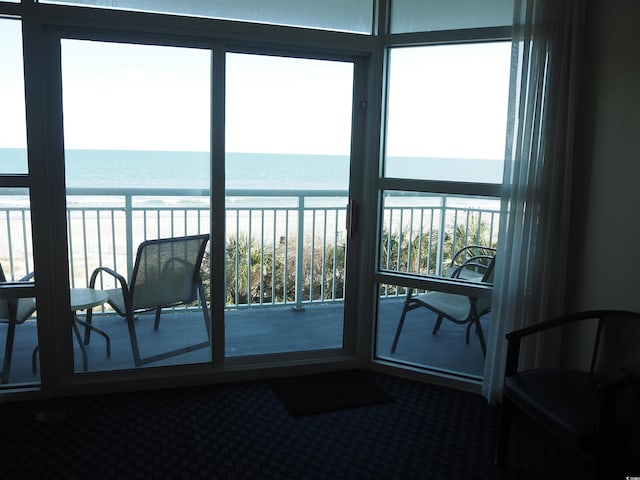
[2,147,504,187]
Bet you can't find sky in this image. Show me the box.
[386,42,511,160]
[1,17,511,160]
[61,38,354,155]
[0,19,27,149]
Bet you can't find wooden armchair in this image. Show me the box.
[496,310,640,479]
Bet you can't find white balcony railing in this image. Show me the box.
[0,188,500,310]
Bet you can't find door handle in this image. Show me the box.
[348,199,358,238]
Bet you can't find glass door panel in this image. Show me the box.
[1,19,39,387]
[0,18,28,173]
[60,39,212,372]
[375,42,510,379]
[0,187,37,386]
[225,53,353,357]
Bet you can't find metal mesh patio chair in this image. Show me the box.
[391,245,496,358]
[1,262,36,384]
[85,234,211,367]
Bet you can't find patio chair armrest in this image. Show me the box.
[90,266,129,293]
[449,245,497,266]
[450,257,493,279]
[19,271,35,282]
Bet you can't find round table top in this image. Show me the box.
[70,288,108,311]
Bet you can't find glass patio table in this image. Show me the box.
[32,288,111,373]
[70,288,111,371]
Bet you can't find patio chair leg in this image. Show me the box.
[84,307,93,345]
[32,346,39,374]
[126,314,142,367]
[391,308,409,353]
[153,307,162,331]
[475,319,487,357]
[432,315,444,335]
[392,289,416,353]
[1,320,17,384]
[198,283,211,341]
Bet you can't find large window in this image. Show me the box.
[384,43,510,183]
[375,41,511,380]
[1,0,515,394]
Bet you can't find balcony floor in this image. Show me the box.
[2,298,488,386]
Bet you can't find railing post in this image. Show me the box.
[293,194,305,311]
[436,194,447,276]
[125,193,134,279]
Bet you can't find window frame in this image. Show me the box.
[0,0,514,398]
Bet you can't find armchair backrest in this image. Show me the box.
[591,311,640,378]
[129,234,209,311]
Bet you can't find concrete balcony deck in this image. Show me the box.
[2,297,488,386]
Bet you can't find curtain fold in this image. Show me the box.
[482,0,585,403]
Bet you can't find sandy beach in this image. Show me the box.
[2,205,348,288]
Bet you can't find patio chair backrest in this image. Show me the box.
[0,262,36,325]
[0,262,11,320]
[474,255,496,315]
[447,245,497,280]
[129,234,209,311]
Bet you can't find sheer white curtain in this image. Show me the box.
[482,0,585,403]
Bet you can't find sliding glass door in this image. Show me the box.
[224,52,354,358]
[0,18,38,387]
[31,30,362,380]
[60,39,213,373]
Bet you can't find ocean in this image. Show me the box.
[1,147,503,190]
[1,148,502,277]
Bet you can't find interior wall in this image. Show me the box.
[563,0,640,367]
[567,0,640,313]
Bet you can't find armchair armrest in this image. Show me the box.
[504,310,640,377]
[620,363,640,382]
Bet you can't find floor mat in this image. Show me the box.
[271,369,393,417]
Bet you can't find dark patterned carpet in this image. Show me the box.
[0,371,590,479]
